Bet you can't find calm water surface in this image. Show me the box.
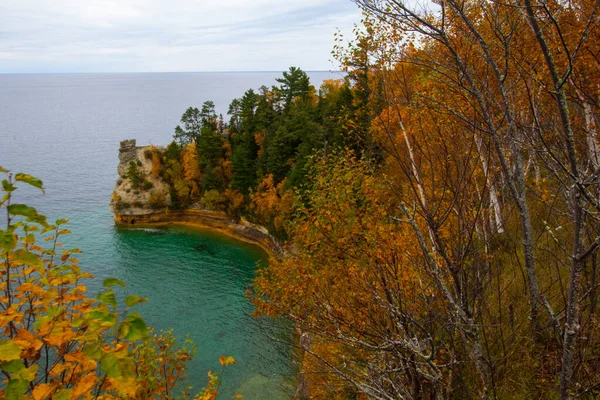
[0,72,340,397]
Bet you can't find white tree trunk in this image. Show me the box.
[475,135,504,234]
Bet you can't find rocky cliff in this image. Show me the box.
[110,139,283,258]
[114,209,283,257]
[110,139,172,215]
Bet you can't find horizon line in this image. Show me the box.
[0,70,344,75]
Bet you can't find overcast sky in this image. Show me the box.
[0,0,362,73]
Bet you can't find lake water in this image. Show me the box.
[0,71,340,397]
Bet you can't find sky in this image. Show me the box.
[0,0,363,73]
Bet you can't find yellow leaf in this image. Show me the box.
[0,340,21,361]
[72,373,97,398]
[218,355,235,366]
[13,364,38,381]
[108,376,138,397]
[32,383,54,400]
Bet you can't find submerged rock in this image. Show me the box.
[193,243,216,255]
[235,374,292,400]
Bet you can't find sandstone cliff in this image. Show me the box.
[110,139,283,258]
[110,139,172,215]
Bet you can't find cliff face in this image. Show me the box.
[114,209,283,258]
[110,139,172,215]
[110,140,283,258]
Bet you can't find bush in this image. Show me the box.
[165,142,182,161]
[114,201,131,212]
[149,191,167,210]
[136,159,142,167]
[142,180,153,191]
[0,167,232,399]
[200,189,226,211]
[144,148,153,159]
[127,160,144,189]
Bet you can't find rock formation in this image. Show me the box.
[110,140,283,258]
[117,139,138,177]
[110,139,171,215]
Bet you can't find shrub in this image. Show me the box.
[152,151,161,178]
[165,142,182,161]
[142,180,153,191]
[127,160,143,189]
[200,189,226,211]
[144,148,153,159]
[224,188,246,218]
[149,191,167,210]
[114,201,131,212]
[0,167,232,399]
[136,159,142,167]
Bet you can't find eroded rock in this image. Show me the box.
[117,139,138,177]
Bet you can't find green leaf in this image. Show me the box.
[86,310,117,327]
[0,341,21,361]
[103,277,126,288]
[15,173,45,193]
[12,249,43,268]
[7,204,47,226]
[100,352,122,378]
[41,225,56,234]
[1,360,25,373]
[82,344,102,360]
[97,290,117,309]
[0,230,15,251]
[5,379,28,400]
[7,204,39,219]
[0,166,9,173]
[53,388,73,400]
[125,294,147,308]
[13,364,37,381]
[2,179,16,193]
[119,312,148,341]
[46,306,64,319]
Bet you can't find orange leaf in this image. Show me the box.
[218,355,235,366]
[72,373,97,398]
[32,383,54,400]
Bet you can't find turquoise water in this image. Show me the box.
[110,225,295,398]
[7,203,296,398]
[0,72,347,398]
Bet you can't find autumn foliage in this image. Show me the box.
[0,167,232,399]
[251,0,600,398]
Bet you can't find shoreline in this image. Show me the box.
[113,208,284,260]
[114,208,311,398]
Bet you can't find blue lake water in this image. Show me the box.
[0,71,340,397]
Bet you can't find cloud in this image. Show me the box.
[0,0,362,72]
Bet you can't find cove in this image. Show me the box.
[110,224,295,398]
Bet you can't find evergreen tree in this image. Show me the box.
[275,66,312,110]
[231,133,258,194]
[174,107,202,144]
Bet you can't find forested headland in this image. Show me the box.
[4,0,600,398]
